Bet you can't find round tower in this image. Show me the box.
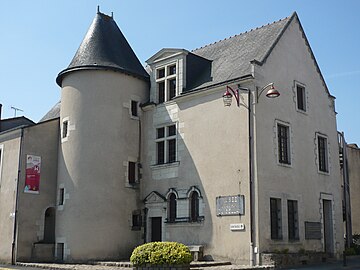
[55,11,149,262]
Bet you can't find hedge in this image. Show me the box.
[130,242,192,266]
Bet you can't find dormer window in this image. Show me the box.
[156,63,177,103]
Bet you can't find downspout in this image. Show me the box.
[11,128,24,265]
[248,89,254,266]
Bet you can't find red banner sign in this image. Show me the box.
[24,155,41,194]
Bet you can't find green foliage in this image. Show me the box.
[345,247,356,256]
[351,233,360,255]
[298,248,306,255]
[130,242,192,266]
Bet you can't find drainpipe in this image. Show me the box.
[11,128,24,265]
[248,89,255,266]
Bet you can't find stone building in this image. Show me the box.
[0,10,344,266]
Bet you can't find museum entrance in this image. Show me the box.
[151,217,162,242]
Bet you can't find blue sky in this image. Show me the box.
[1,1,359,143]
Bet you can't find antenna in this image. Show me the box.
[11,106,24,117]
[97,5,100,13]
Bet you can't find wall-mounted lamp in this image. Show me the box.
[222,83,280,107]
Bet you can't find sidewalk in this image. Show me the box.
[13,256,360,270]
[15,261,275,270]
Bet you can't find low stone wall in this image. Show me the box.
[261,252,328,267]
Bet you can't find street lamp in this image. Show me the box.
[222,82,279,266]
[222,83,279,107]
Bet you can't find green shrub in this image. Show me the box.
[130,242,192,266]
[345,247,356,256]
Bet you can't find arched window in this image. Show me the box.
[190,191,199,222]
[168,193,177,222]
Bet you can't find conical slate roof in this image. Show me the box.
[56,12,149,86]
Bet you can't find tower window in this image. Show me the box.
[62,120,68,138]
[131,100,138,117]
[277,123,290,165]
[128,161,136,184]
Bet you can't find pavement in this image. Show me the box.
[0,256,359,270]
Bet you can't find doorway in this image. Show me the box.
[151,217,162,242]
[43,207,55,243]
[323,199,334,254]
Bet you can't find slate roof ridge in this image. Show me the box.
[191,13,294,53]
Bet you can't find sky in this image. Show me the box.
[0,0,359,143]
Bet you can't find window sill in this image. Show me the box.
[296,108,308,115]
[277,161,292,168]
[317,170,330,176]
[151,161,180,170]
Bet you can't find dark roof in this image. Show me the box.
[0,117,35,133]
[189,13,294,90]
[56,12,149,86]
[39,101,61,122]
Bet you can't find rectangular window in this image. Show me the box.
[157,68,165,79]
[270,198,282,240]
[62,120,68,138]
[156,64,177,103]
[156,124,177,165]
[158,82,165,103]
[128,161,136,184]
[278,124,290,164]
[318,136,328,172]
[131,100,138,117]
[168,79,176,100]
[168,65,176,75]
[59,188,65,205]
[287,200,299,240]
[132,211,142,230]
[296,85,306,111]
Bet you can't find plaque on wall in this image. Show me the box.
[216,195,244,216]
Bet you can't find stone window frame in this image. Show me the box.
[124,157,139,188]
[315,132,330,175]
[274,120,293,167]
[155,123,178,165]
[270,197,283,240]
[293,81,308,114]
[166,188,178,223]
[131,210,142,231]
[287,199,299,241]
[155,62,178,104]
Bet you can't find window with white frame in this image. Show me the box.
[296,84,306,112]
[277,123,291,165]
[270,198,282,240]
[317,134,329,173]
[155,124,177,165]
[156,63,177,103]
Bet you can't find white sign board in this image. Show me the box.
[230,223,245,231]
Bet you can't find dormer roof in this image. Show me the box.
[56,11,149,86]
